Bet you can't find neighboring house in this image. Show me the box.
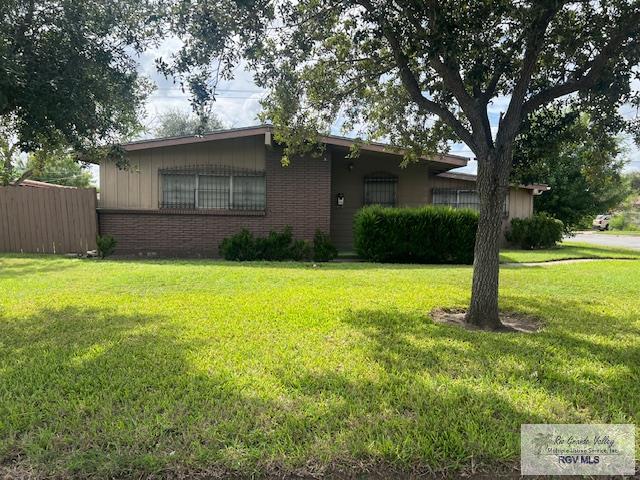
[98,125,548,255]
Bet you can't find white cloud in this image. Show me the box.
[132,37,266,136]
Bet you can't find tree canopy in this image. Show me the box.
[0,135,20,185]
[164,0,640,328]
[0,0,160,154]
[627,171,640,193]
[18,149,94,188]
[164,1,639,159]
[153,107,223,138]
[513,107,630,231]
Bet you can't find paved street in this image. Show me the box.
[570,231,640,250]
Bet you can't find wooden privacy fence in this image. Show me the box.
[0,186,97,254]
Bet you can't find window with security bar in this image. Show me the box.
[198,175,230,209]
[160,170,265,210]
[161,174,197,208]
[364,175,397,207]
[432,188,509,216]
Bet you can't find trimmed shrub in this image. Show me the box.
[312,230,338,262]
[254,227,299,260]
[96,234,117,259]
[353,205,478,264]
[506,213,564,249]
[219,229,256,261]
[219,227,331,261]
[291,239,313,261]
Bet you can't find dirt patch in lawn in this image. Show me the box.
[430,308,543,333]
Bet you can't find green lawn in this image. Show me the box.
[1,254,639,477]
[593,230,640,236]
[500,241,640,263]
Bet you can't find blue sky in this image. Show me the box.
[111,38,640,180]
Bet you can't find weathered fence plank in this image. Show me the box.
[0,186,97,254]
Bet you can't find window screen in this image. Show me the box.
[364,176,397,207]
[198,175,230,209]
[432,188,509,216]
[160,171,266,210]
[233,176,266,210]
[432,189,458,206]
[161,174,196,208]
[457,190,480,209]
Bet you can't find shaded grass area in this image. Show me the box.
[499,241,640,263]
[0,255,639,477]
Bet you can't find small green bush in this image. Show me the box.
[254,227,299,260]
[291,239,313,261]
[610,212,640,231]
[609,215,625,230]
[219,229,256,261]
[353,205,478,264]
[219,227,335,261]
[313,230,338,262]
[506,213,564,249]
[96,234,117,259]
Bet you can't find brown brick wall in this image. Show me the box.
[98,148,331,256]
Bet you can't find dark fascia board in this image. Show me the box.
[437,171,550,191]
[123,125,273,151]
[122,125,468,168]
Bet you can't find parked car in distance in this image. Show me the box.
[592,214,611,231]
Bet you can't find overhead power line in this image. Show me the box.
[153,87,266,93]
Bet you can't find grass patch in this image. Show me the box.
[499,241,640,263]
[593,230,640,236]
[0,255,639,477]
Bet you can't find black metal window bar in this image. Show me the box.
[160,166,266,210]
[364,175,398,207]
[432,188,509,216]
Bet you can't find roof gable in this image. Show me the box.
[123,125,468,168]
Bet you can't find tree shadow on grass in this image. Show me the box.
[341,297,639,422]
[1,299,637,478]
[2,304,513,477]
[320,299,638,473]
[0,306,296,478]
[0,256,78,278]
[0,304,546,478]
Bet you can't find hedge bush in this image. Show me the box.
[505,213,564,249]
[218,229,256,261]
[353,205,478,264]
[312,230,338,262]
[254,227,309,260]
[96,234,117,259]
[219,227,337,261]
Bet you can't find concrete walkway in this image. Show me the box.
[569,231,640,250]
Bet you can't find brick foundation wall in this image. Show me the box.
[98,149,331,257]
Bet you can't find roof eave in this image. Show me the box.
[122,125,272,152]
[121,125,468,169]
[437,172,550,192]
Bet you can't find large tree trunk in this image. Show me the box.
[465,150,511,330]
